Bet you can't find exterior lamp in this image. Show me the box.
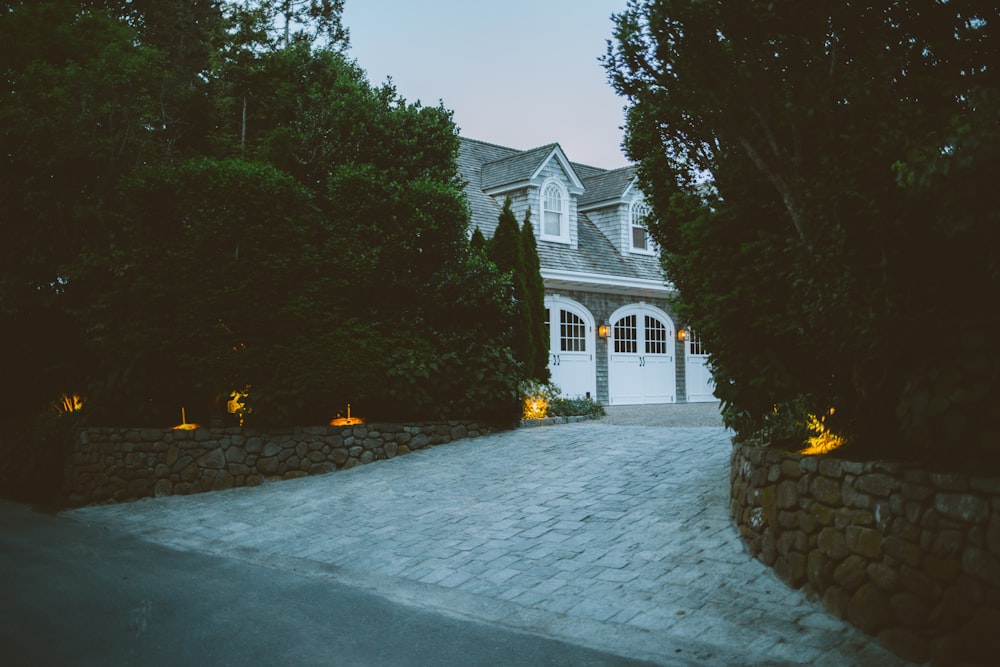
[677,329,689,342]
[598,323,610,338]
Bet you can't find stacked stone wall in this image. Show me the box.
[731,442,1000,665]
[64,421,492,507]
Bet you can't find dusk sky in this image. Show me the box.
[342,0,632,169]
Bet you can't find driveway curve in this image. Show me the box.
[66,420,903,666]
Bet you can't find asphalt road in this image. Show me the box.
[0,501,663,667]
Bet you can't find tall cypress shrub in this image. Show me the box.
[488,198,533,376]
[521,211,549,382]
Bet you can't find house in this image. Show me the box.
[457,136,715,405]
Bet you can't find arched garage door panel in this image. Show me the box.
[545,297,597,400]
[608,305,676,405]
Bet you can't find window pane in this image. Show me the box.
[614,315,637,354]
[632,225,647,250]
[560,309,586,352]
[645,315,667,354]
[543,211,562,236]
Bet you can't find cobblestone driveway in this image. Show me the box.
[67,420,903,666]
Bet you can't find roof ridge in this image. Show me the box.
[458,135,525,153]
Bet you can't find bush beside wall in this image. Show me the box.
[64,421,494,507]
[730,442,1000,665]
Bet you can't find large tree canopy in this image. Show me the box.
[1,0,520,427]
[605,1,999,468]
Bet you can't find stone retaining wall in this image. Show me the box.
[730,442,1000,665]
[64,420,493,506]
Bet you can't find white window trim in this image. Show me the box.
[539,178,570,244]
[628,198,657,255]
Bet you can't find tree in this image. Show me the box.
[487,199,533,377]
[0,1,168,417]
[521,211,549,382]
[1,0,521,426]
[605,1,999,468]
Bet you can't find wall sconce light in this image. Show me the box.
[677,328,689,342]
[598,323,610,338]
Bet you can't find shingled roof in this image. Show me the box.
[579,167,638,209]
[458,137,666,287]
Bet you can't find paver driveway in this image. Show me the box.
[67,422,904,666]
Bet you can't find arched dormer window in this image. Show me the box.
[540,180,569,242]
[629,199,655,254]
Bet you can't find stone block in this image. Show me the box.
[179,462,200,483]
[883,536,921,568]
[818,527,850,560]
[224,447,246,464]
[846,526,883,559]
[901,482,931,501]
[961,546,1000,587]
[835,509,873,530]
[847,583,892,635]
[810,502,836,527]
[774,552,806,587]
[834,554,870,593]
[256,457,279,475]
[197,448,226,470]
[211,471,234,491]
[780,459,802,479]
[245,437,262,454]
[797,508,819,534]
[817,458,843,478]
[930,473,967,491]
[810,476,842,505]
[854,473,897,497]
[934,493,989,524]
[331,448,348,466]
[866,561,900,592]
[807,550,829,589]
[360,451,374,464]
[384,441,398,458]
[822,585,850,619]
[262,442,282,457]
[154,478,173,497]
[777,529,806,555]
[776,480,799,509]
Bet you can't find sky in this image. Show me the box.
[341,0,633,169]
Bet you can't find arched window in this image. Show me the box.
[541,180,568,241]
[630,199,654,253]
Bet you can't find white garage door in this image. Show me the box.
[544,297,597,400]
[608,305,676,404]
[685,330,716,402]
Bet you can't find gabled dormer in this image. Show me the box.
[578,167,657,257]
[481,143,584,248]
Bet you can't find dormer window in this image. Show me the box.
[629,199,655,254]
[541,180,569,242]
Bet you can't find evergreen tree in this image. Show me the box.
[521,210,549,382]
[469,227,487,254]
[487,198,532,375]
